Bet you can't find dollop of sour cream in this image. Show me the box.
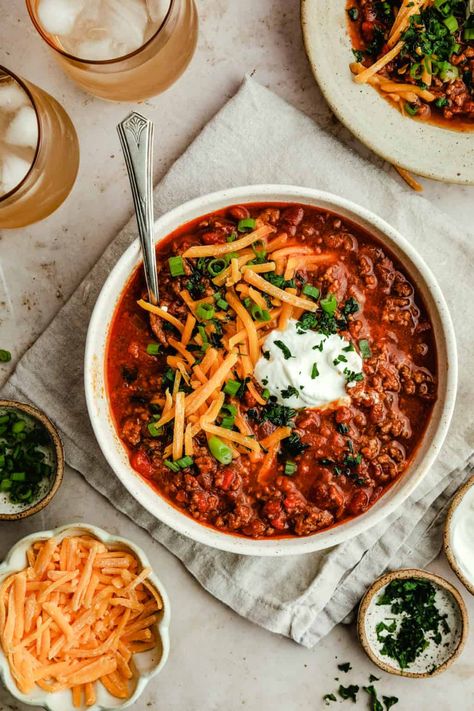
[450,485,474,589]
[254,319,363,410]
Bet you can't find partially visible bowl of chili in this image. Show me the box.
[85,184,457,556]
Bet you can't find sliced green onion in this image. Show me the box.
[250,304,271,322]
[443,15,458,32]
[262,388,270,400]
[147,422,163,437]
[168,256,185,277]
[435,97,448,108]
[0,479,11,491]
[164,459,180,472]
[220,416,235,429]
[0,350,11,362]
[221,403,237,416]
[409,62,422,80]
[208,435,233,465]
[284,461,297,476]
[176,455,194,469]
[302,284,320,300]
[405,102,419,116]
[146,343,160,355]
[358,339,372,359]
[208,258,227,276]
[197,325,209,350]
[196,303,215,320]
[12,420,26,434]
[464,28,474,40]
[11,472,26,482]
[224,251,239,265]
[438,62,458,81]
[224,379,242,396]
[216,298,229,311]
[320,293,338,316]
[226,232,237,243]
[237,218,256,232]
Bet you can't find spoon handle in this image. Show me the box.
[117,112,159,305]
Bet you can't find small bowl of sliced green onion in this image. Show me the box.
[0,400,64,520]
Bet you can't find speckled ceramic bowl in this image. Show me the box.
[0,523,170,711]
[85,184,457,556]
[357,568,468,677]
[301,0,474,184]
[444,475,474,595]
[0,400,64,520]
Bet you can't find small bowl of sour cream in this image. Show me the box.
[444,476,474,595]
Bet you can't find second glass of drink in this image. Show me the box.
[26,0,198,102]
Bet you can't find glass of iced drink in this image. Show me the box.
[26,0,198,102]
[0,66,79,229]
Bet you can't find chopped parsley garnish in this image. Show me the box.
[337,662,352,673]
[342,297,359,317]
[281,385,299,399]
[347,6,359,21]
[282,433,308,457]
[333,354,348,365]
[263,350,270,360]
[253,400,296,427]
[162,367,176,392]
[274,340,293,360]
[297,312,319,333]
[311,363,319,379]
[338,684,359,703]
[344,368,364,384]
[375,578,450,669]
[265,272,295,290]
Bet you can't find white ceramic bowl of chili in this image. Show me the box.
[84,184,457,556]
[0,523,170,711]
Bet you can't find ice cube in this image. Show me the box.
[101,0,148,54]
[0,153,31,195]
[37,0,85,36]
[0,79,29,112]
[5,106,39,149]
[75,38,116,61]
[146,0,169,24]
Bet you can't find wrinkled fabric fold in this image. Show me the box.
[2,77,473,647]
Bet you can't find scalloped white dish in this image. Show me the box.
[301,0,474,184]
[0,523,170,711]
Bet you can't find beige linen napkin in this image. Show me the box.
[3,77,473,647]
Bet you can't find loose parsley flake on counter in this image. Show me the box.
[337,662,352,673]
[338,684,359,702]
[323,693,337,705]
[364,685,383,711]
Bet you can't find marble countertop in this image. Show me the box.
[0,0,473,709]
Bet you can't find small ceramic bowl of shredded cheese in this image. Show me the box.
[0,523,170,710]
[444,475,474,596]
[357,568,468,678]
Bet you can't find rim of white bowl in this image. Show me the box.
[84,184,457,556]
[0,523,170,711]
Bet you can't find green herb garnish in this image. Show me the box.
[338,684,359,703]
[274,340,293,360]
[375,577,450,669]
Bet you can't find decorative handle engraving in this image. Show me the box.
[117,112,159,305]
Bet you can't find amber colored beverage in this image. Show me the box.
[0,67,79,229]
[26,0,198,102]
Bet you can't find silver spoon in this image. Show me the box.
[117,112,159,305]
